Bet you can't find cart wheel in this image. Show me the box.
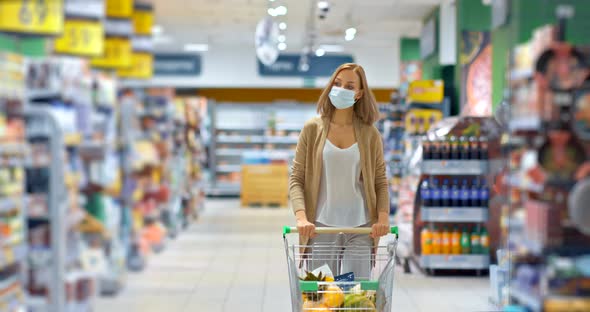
[403,258,411,274]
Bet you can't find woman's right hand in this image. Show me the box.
[296,219,316,238]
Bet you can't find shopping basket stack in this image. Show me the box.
[283,226,399,311]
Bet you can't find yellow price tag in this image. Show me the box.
[106,0,133,18]
[132,9,153,35]
[53,19,104,57]
[0,0,64,35]
[91,37,132,69]
[117,52,153,79]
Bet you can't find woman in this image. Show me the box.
[289,63,390,278]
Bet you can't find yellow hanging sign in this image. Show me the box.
[53,19,104,57]
[91,37,132,69]
[106,0,133,18]
[0,0,64,35]
[117,52,153,79]
[132,9,153,36]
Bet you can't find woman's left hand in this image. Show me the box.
[370,221,390,239]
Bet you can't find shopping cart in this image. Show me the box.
[283,226,399,311]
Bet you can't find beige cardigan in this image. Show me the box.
[289,115,389,233]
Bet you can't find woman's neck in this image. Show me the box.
[331,107,354,126]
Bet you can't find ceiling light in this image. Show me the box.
[319,44,344,52]
[184,43,209,52]
[278,35,286,42]
[279,22,287,30]
[317,1,329,9]
[278,42,287,50]
[267,8,276,16]
[345,34,354,41]
[315,48,325,57]
[152,25,163,35]
[345,27,357,36]
[274,5,287,16]
[269,0,276,2]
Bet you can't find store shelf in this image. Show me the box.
[217,135,265,144]
[27,89,61,101]
[0,244,27,269]
[0,198,20,214]
[0,143,27,156]
[266,136,298,144]
[421,207,488,222]
[422,160,488,175]
[420,254,489,270]
[509,116,541,132]
[510,285,542,312]
[216,165,241,173]
[216,149,247,156]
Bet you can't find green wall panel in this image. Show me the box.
[401,38,421,61]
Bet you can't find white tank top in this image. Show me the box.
[316,140,368,227]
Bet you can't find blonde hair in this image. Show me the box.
[317,63,379,125]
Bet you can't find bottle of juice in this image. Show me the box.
[480,227,490,255]
[431,226,442,254]
[460,227,471,254]
[451,227,461,254]
[441,226,451,255]
[421,227,432,255]
[471,228,481,254]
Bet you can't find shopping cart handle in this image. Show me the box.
[283,226,399,236]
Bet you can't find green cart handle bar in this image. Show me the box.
[283,226,398,237]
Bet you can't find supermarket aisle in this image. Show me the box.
[96,199,492,312]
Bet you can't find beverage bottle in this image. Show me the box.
[479,179,490,207]
[479,136,489,160]
[430,178,441,207]
[459,136,470,160]
[422,136,431,160]
[440,179,450,207]
[471,228,481,254]
[460,227,471,254]
[480,227,490,255]
[470,178,480,207]
[450,178,460,207]
[449,136,459,160]
[460,179,470,207]
[440,136,450,160]
[421,227,432,255]
[431,137,440,160]
[451,227,461,254]
[469,136,479,160]
[441,227,451,255]
[431,226,442,254]
[420,179,431,207]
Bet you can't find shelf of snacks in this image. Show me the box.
[500,21,590,312]
[0,52,28,311]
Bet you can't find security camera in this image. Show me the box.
[317,1,329,19]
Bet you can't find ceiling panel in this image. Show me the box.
[151,0,440,52]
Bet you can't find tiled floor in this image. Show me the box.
[96,199,494,312]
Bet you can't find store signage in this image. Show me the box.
[54,19,104,57]
[65,0,105,20]
[91,37,132,69]
[154,54,201,76]
[132,3,153,36]
[106,0,133,18]
[258,54,354,77]
[117,52,153,79]
[421,17,436,59]
[0,0,64,35]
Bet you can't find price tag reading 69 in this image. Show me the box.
[0,0,64,35]
[54,19,104,57]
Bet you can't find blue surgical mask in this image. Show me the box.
[329,86,356,110]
